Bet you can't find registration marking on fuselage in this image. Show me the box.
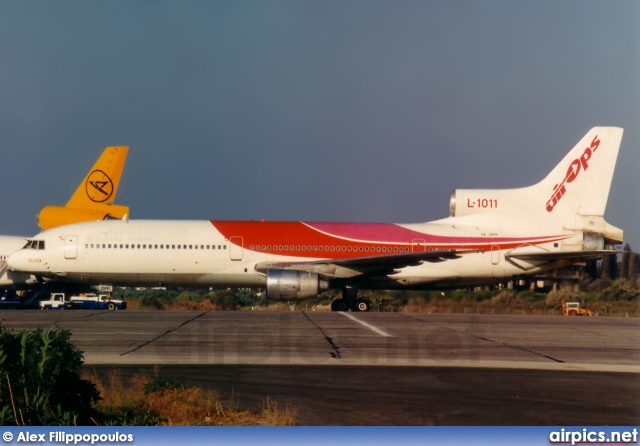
[340,312,392,337]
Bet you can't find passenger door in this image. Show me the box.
[64,235,77,259]
[229,236,243,261]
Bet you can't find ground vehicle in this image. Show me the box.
[561,299,594,316]
[40,293,126,310]
[40,293,73,310]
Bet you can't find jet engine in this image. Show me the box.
[266,270,329,300]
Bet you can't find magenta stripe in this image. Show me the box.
[304,222,562,244]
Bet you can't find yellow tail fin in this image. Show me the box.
[37,146,130,230]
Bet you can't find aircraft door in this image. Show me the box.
[229,236,243,261]
[412,239,427,251]
[491,245,500,265]
[64,236,78,259]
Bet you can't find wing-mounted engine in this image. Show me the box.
[266,270,329,300]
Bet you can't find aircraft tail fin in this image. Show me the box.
[449,127,624,245]
[66,146,129,208]
[536,127,623,219]
[37,146,130,230]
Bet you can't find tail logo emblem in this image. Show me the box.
[546,135,600,212]
[85,170,114,203]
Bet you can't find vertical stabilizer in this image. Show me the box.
[537,127,623,219]
[37,146,130,230]
[448,127,624,244]
[66,146,129,208]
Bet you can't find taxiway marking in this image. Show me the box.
[340,312,392,337]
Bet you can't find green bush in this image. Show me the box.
[0,327,100,425]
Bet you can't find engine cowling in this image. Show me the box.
[266,270,328,301]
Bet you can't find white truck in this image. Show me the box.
[40,293,127,310]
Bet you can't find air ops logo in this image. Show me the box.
[546,135,600,212]
[85,170,114,203]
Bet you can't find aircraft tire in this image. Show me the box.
[355,299,371,312]
[331,299,349,312]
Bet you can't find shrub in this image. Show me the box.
[0,327,100,425]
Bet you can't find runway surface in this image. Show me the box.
[1,311,638,424]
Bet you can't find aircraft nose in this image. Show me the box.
[7,250,33,272]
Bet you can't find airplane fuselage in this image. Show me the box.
[8,219,571,291]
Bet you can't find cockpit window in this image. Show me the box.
[23,240,45,250]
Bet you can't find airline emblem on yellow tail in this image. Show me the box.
[86,169,114,202]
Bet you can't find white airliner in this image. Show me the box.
[7,128,624,311]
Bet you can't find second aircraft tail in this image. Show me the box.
[37,146,130,230]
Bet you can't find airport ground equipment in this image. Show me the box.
[561,299,594,316]
[40,292,126,310]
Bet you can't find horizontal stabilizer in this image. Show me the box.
[506,250,617,262]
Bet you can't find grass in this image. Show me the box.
[84,369,296,426]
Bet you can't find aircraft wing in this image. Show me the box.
[255,249,476,279]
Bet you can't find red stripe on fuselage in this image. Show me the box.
[210,221,567,259]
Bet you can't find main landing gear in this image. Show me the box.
[330,287,371,312]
